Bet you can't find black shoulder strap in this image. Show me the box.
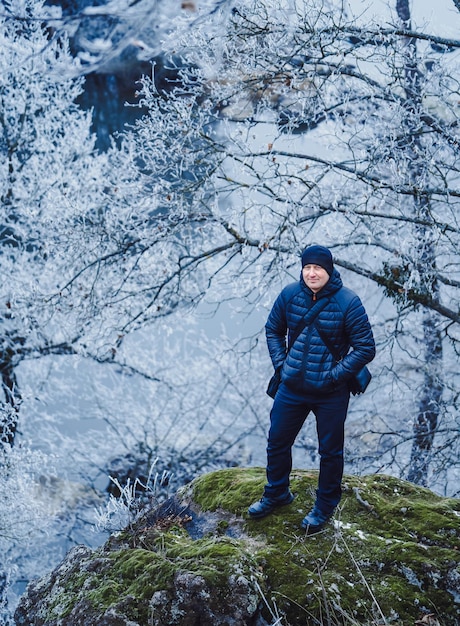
[287,297,329,354]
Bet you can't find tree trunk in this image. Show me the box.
[396,0,444,486]
[407,308,443,485]
[0,329,22,446]
[0,359,21,445]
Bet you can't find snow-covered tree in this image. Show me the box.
[3,0,459,510]
[0,0,107,442]
[0,3,258,613]
[0,0,256,506]
[115,0,460,492]
[0,1,107,617]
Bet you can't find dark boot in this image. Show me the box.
[248,491,294,519]
[301,505,333,534]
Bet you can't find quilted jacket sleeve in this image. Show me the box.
[330,292,376,383]
[265,287,290,371]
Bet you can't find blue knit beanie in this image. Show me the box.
[301,245,334,276]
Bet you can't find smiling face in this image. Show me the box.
[302,264,330,293]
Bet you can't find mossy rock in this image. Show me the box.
[15,468,460,625]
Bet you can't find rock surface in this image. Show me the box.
[14,468,460,625]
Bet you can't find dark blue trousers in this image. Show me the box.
[264,382,350,514]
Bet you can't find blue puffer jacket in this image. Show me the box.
[265,269,376,394]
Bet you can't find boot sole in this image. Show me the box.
[301,521,326,534]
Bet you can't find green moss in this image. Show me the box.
[188,468,460,624]
[83,549,177,623]
[41,468,460,625]
[46,572,91,620]
[217,519,229,533]
[188,466,266,513]
[55,532,260,624]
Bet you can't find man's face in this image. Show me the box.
[302,264,330,293]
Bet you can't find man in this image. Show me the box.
[248,245,375,533]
